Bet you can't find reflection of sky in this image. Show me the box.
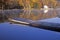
[0,22,60,40]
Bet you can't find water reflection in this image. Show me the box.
[0,9,24,23]
[0,8,60,23]
[0,13,8,23]
[19,9,57,20]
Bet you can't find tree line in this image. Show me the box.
[0,0,24,9]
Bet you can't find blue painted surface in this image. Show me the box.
[0,22,60,40]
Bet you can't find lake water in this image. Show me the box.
[1,9,60,20]
[0,9,60,40]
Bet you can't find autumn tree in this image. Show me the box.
[18,0,58,20]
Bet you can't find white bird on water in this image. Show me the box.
[43,5,49,13]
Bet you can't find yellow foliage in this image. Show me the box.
[31,0,39,2]
[18,0,57,20]
[18,0,57,9]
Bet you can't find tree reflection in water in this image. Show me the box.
[0,13,8,23]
